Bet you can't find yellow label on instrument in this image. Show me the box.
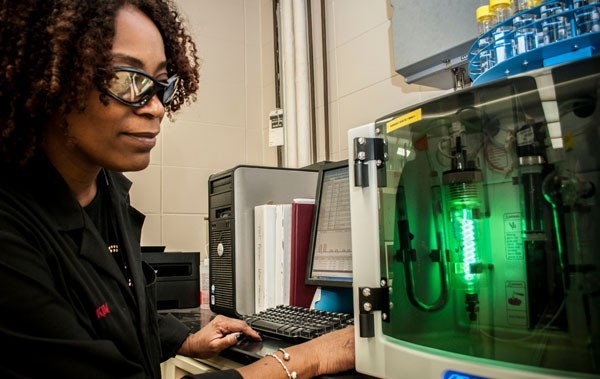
[386,108,422,133]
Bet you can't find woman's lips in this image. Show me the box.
[123,132,158,149]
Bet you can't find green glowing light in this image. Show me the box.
[443,179,483,293]
[448,196,480,290]
[459,209,476,283]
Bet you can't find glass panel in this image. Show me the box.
[377,69,600,376]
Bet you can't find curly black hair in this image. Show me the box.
[0,0,200,168]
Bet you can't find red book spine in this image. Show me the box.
[289,201,317,308]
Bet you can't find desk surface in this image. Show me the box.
[163,308,377,379]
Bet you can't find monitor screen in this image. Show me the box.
[305,161,352,288]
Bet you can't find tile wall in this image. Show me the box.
[126,0,449,254]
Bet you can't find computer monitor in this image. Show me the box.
[305,160,352,288]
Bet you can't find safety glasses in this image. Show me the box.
[104,66,179,108]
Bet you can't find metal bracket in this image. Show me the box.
[358,279,390,338]
[353,137,387,188]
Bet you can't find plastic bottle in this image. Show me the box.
[200,257,210,309]
[574,0,600,35]
[490,0,514,64]
[540,1,568,44]
[477,5,495,35]
[490,0,514,24]
[514,11,538,54]
[477,5,496,73]
[516,0,535,12]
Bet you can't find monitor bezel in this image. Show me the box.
[304,160,352,288]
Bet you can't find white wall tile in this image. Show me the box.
[162,166,214,214]
[164,102,198,126]
[140,214,162,247]
[149,133,162,165]
[245,129,264,165]
[190,37,246,127]
[331,0,391,48]
[262,80,276,116]
[245,0,261,47]
[245,0,263,134]
[162,214,207,253]
[246,85,263,131]
[162,121,246,169]
[263,145,279,167]
[177,0,244,43]
[335,22,395,98]
[196,37,245,86]
[261,40,276,90]
[125,164,161,214]
[246,43,262,132]
[195,80,246,127]
[260,0,274,46]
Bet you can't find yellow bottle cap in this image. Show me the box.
[476,5,493,21]
[490,0,512,9]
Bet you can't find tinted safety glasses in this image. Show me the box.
[105,66,179,108]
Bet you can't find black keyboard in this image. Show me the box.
[242,305,353,343]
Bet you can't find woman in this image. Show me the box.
[0,0,355,378]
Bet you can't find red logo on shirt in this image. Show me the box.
[96,302,111,319]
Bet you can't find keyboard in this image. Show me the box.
[242,305,354,343]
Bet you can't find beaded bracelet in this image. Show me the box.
[268,348,297,379]
[278,348,291,361]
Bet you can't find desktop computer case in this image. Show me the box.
[349,57,600,379]
[208,165,318,318]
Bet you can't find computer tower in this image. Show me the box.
[208,165,319,318]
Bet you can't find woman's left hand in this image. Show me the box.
[179,315,261,359]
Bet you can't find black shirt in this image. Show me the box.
[0,156,188,378]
